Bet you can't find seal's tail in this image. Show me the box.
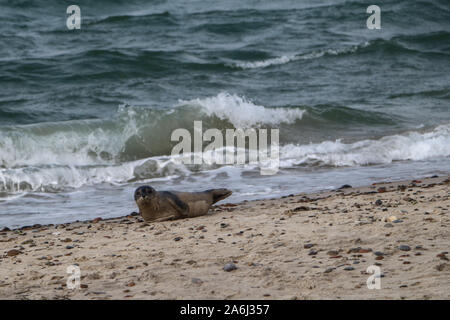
[208,188,233,204]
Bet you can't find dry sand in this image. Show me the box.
[0,176,449,300]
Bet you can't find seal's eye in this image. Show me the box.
[142,187,155,196]
[134,187,147,200]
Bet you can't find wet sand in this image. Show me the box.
[0,176,449,300]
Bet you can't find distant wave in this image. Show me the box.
[232,42,370,69]
[232,31,450,70]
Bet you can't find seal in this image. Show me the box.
[134,186,232,222]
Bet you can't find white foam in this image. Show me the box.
[279,123,450,167]
[178,92,305,127]
[0,156,192,193]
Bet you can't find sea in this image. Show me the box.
[0,0,449,228]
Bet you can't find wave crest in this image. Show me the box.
[178,92,305,127]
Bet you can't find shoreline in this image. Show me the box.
[0,175,449,299]
[2,173,448,232]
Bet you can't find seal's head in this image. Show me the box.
[209,188,233,203]
[134,185,157,204]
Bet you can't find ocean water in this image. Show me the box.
[0,0,449,228]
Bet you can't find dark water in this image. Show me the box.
[0,0,449,227]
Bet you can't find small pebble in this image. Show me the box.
[223,263,238,272]
[191,278,203,284]
[6,249,21,257]
[344,266,355,271]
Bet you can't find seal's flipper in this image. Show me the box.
[162,192,190,217]
[208,189,232,204]
[152,215,177,222]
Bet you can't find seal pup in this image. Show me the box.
[134,186,232,222]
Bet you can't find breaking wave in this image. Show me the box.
[1,110,448,194]
[280,123,450,167]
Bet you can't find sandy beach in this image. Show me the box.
[0,176,449,300]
